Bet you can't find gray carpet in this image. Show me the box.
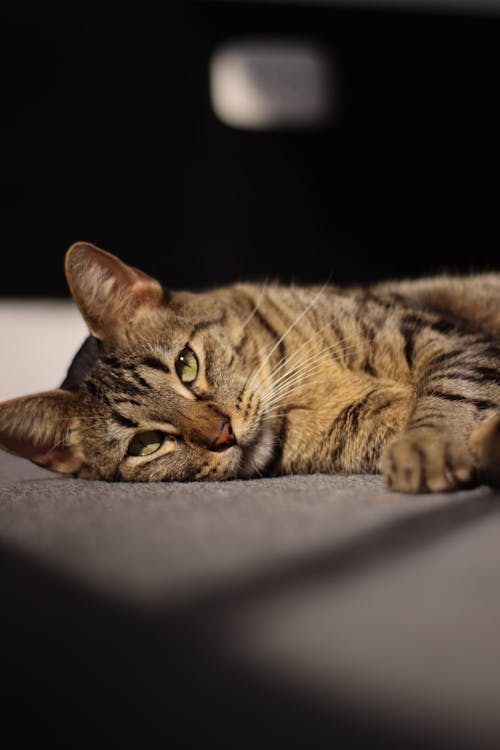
[1,450,500,749]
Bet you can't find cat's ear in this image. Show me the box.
[65,242,165,341]
[0,389,83,474]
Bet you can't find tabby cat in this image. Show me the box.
[1,241,500,492]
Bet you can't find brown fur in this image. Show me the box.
[1,241,500,492]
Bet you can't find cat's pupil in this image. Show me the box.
[176,347,198,384]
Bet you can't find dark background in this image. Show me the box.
[3,0,500,296]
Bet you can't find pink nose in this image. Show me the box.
[211,418,236,451]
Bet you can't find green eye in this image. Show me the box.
[127,430,163,457]
[175,347,199,384]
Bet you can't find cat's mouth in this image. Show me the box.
[236,418,276,478]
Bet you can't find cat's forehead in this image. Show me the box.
[122,292,229,344]
[63,290,234,400]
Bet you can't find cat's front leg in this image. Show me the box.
[379,328,500,492]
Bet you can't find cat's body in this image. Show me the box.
[2,242,500,492]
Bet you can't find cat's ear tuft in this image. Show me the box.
[65,242,165,340]
[0,390,83,475]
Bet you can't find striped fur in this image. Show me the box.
[1,242,500,492]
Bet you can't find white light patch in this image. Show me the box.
[210,38,334,130]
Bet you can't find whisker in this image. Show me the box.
[259,351,349,409]
[268,319,363,384]
[265,372,319,402]
[251,459,264,478]
[246,280,331,391]
[240,281,269,330]
[258,342,359,406]
[246,300,360,402]
[266,318,338,382]
[241,342,272,395]
[242,310,337,396]
[267,340,358,395]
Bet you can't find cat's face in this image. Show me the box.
[70,299,276,481]
[0,243,277,481]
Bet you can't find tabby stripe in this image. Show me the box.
[329,441,344,470]
[234,334,248,356]
[360,432,386,470]
[102,356,121,368]
[328,395,384,470]
[267,413,289,474]
[403,331,416,369]
[428,350,466,370]
[263,293,299,335]
[111,411,138,428]
[192,312,227,333]
[142,357,170,373]
[368,396,401,416]
[132,371,151,389]
[406,410,443,429]
[481,345,500,359]
[359,319,376,344]
[399,314,425,368]
[252,307,287,369]
[101,372,145,397]
[237,290,286,365]
[406,421,443,432]
[474,366,500,380]
[84,379,111,405]
[114,397,141,406]
[362,359,377,377]
[429,318,459,335]
[85,380,98,396]
[327,389,378,441]
[426,370,500,386]
[371,291,406,309]
[401,313,426,330]
[430,390,498,411]
[402,311,467,337]
[428,356,500,381]
[329,321,351,364]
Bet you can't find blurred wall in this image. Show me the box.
[3,0,500,295]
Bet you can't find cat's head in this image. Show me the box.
[0,243,276,481]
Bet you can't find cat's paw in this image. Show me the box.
[380,428,475,493]
[470,415,500,488]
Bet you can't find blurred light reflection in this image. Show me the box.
[210,38,335,130]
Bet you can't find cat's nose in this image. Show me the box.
[211,417,236,451]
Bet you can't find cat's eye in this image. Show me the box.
[127,430,163,457]
[175,347,199,384]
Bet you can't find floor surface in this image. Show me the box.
[1,451,500,749]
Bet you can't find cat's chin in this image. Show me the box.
[236,419,275,478]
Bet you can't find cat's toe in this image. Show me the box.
[381,429,475,493]
[470,414,500,487]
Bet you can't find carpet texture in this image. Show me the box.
[1,450,500,750]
